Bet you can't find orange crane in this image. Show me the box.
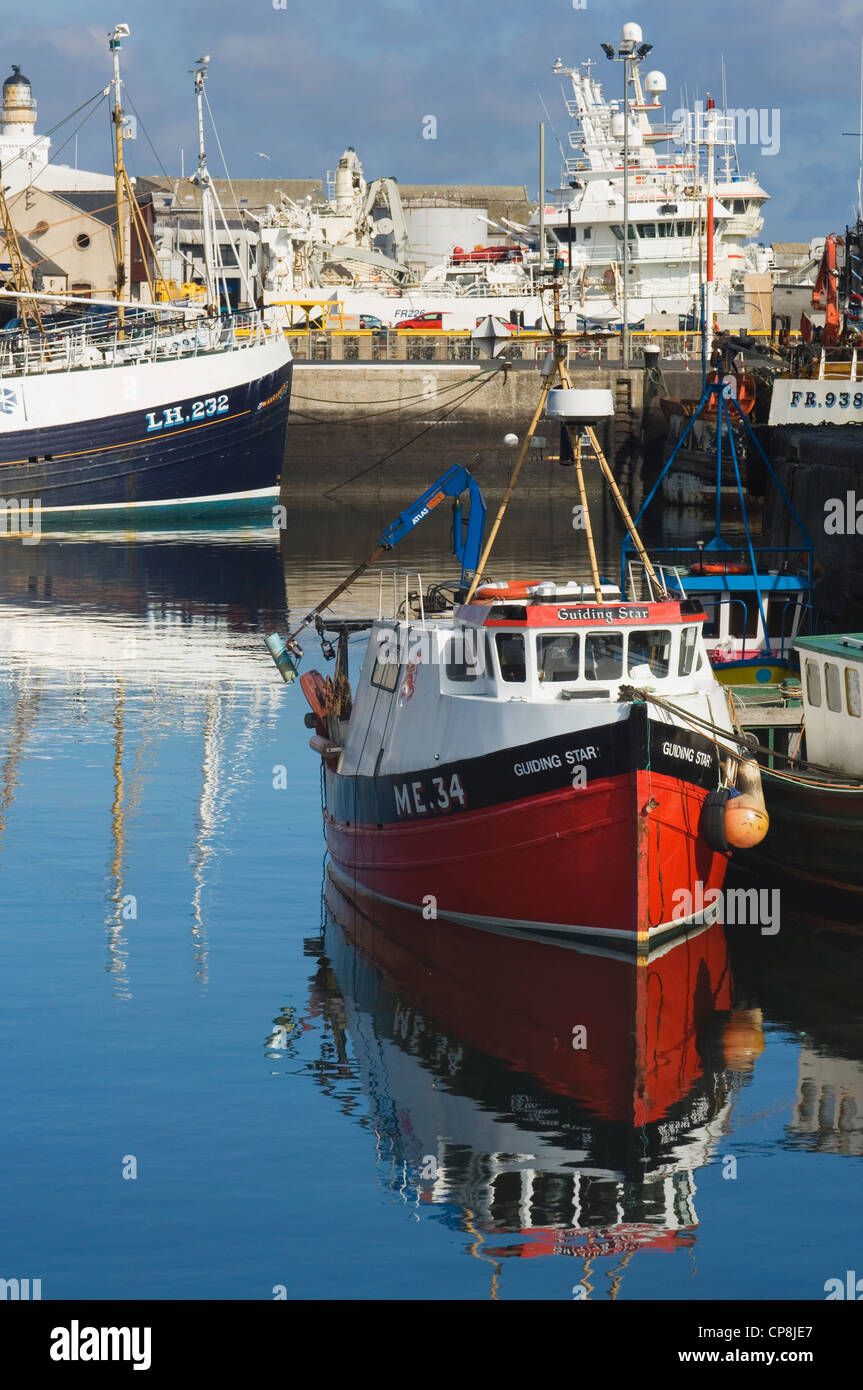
[801,234,842,345]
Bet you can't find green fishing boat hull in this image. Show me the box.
[744,767,863,894]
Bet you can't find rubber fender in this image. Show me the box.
[702,786,731,853]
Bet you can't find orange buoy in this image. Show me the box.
[722,1008,765,1071]
[724,758,769,849]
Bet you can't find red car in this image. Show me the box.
[397,311,444,330]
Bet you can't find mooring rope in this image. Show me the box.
[617,684,863,787]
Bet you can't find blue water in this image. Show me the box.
[0,514,861,1301]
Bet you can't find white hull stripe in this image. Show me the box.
[326,860,720,948]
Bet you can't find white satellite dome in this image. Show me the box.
[621,22,643,44]
[644,70,667,96]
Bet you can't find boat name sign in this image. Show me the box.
[145,394,230,432]
[557,605,649,623]
[768,380,863,427]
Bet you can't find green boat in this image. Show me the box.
[732,634,863,896]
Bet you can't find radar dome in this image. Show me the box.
[644,71,667,96]
[620,22,643,44]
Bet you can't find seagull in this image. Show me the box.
[256,152,271,161]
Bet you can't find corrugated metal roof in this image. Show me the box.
[137,176,325,210]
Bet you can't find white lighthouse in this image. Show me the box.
[0,65,50,187]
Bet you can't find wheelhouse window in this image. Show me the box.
[679,625,698,676]
[676,221,694,237]
[657,220,674,237]
[445,628,486,682]
[728,595,761,639]
[825,661,842,713]
[766,597,798,640]
[638,223,656,238]
[805,659,822,708]
[627,629,672,678]
[847,667,861,717]
[701,602,720,639]
[371,656,401,691]
[584,633,623,681]
[537,633,581,682]
[496,632,526,683]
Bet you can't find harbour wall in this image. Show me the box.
[281,362,704,504]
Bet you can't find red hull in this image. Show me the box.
[325,764,727,948]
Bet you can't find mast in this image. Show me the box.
[108,23,130,329]
[0,180,44,332]
[191,55,218,313]
[705,95,716,365]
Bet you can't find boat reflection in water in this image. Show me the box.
[0,528,287,997]
[285,871,766,1293]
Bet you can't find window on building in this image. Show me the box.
[583,226,591,240]
[825,662,842,712]
[805,659,822,708]
[846,666,862,717]
[496,632,526,683]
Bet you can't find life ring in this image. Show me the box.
[689,562,748,576]
[474,579,541,600]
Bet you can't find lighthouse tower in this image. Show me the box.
[0,64,50,187]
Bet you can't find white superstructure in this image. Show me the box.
[261,20,770,332]
[534,27,770,324]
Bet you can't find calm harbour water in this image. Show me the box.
[0,505,861,1301]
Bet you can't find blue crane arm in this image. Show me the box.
[377,464,486,585]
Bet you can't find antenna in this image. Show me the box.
[858,36,862,219]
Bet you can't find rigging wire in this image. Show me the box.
[2,88,107,183]
[201,86,247,232]
[123,87,174,184]
[323,370,501,496]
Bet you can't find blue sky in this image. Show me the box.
[7,0,863,242]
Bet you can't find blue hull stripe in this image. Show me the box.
[0,360,292,509]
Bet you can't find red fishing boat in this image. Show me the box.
[267,252,767,954]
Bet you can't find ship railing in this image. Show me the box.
[626,558,678,603]
[0,309,271,377]
[780,599,828,649]
[377,568,427,625]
